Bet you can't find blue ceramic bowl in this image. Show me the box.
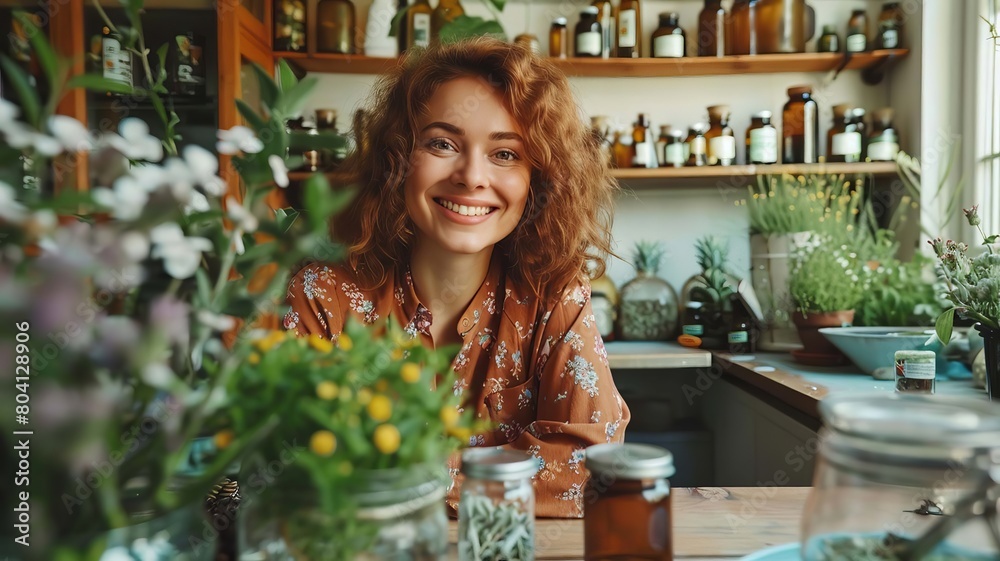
[818,327,943,375]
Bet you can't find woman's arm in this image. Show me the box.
[508,282,630,518]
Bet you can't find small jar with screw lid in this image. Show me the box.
[458,447,541,561]
[894,350,935,394]
[584,443,675,561]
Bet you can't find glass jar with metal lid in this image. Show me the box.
[458,447,540,561]
[584,443,675,561]
[801,394,1000,561]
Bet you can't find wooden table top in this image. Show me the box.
[449,486,809,560]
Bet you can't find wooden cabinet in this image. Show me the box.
[0,0,276,198]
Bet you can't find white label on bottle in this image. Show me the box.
[709,135,736,162]
[867,140,899,161]
[103,37,125,84]
[749,127,778,163]
[653,34,684,58]
[665,143,685,165]
[831,131,862,156]
[902,361,935,380]
[633,141,651,166]
[846,33,866,52]
[618,9,637,48]
[655,140,667,166]
[576,31,602,56]
[689,136,706,155]
[882,29,898,48]
[413,13,431,47]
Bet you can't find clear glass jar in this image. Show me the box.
[240,465,449,560]
[801,394,1000,561]
[459,447,540,561]
[584,443,675,561]
[618,271,679,341]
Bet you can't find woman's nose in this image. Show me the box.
[452,153,488,190]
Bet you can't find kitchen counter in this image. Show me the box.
[449,486,809,560]
[715,351,987,420]
[605,341,712,369]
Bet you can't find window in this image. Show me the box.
[973,0,1000,234]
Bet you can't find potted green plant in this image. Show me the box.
[744,173,871,351]
[930,205,1000,401]
[787,233,867,363]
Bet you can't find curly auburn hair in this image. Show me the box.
[333,37,618,299]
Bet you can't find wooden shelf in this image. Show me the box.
[276,49,908,78]
[612,161,899,181]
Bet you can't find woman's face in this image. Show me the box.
[404,76,531,260]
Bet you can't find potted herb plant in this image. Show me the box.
[787,233,867,364]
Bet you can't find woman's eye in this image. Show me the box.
[494,149,519,162]
[428,139,454,151]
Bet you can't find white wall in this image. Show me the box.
[301,0,917,292]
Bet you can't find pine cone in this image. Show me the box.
[205,477,241,517]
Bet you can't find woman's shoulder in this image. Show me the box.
[287,261,363,300]
[502,272,592,316]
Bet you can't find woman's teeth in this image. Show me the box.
[436,199,494,217]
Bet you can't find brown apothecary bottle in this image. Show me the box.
[782,85,818,164]
[652,13,686,58]
[746,110,778,164]
[697,0,730,57]
[755,0,810,54]
[576,7,603,57]
[845,9,868,52]
[431,0,464,40]
[584,443,675,561]
[705,104,735,166]
[827,104,862,163]
[550,18,569,58]
[867,107,899,162]
[592,0,615,58]
[729,0,757,55]
[686,123,708,167]
[877,2,903,49]
[617,0,642,57]
[399,0,432,53]
[316,0,355,54]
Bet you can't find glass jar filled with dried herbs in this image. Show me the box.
[458,448,541,561]
[802,394,1000,561]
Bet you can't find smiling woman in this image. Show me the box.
[283,38,629,518]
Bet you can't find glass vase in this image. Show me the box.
[617,271,679,341]
[240,465,449,561]
[973,323,1000,402]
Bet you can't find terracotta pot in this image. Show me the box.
[791,310,855,355]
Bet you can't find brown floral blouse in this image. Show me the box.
[283,253,630,518]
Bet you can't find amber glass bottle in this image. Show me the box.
[431,0,464,39]
[817,24,839,52]
[274,0,307,51]
[617,0,642,57]
[845,9,868,53]
[592,0,615,58]
[828,104,862,163]
[782,85,818,164]
[746,110,778,164]
[686,124,708,167]
[399,0,432,53]
[697,0,728,56]
[613,129,635,169]
[705,105,735,166]
[576,7,603,57]
[867,108,899,161]
[729,0,757,55]
[316,0,355,54]
[651,13,685,58]
[550,18,569,58]
[632,113,656,168]
[755,0,807,53]
[877,2,903,49]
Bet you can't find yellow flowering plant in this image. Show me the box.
[217,316,475,558]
